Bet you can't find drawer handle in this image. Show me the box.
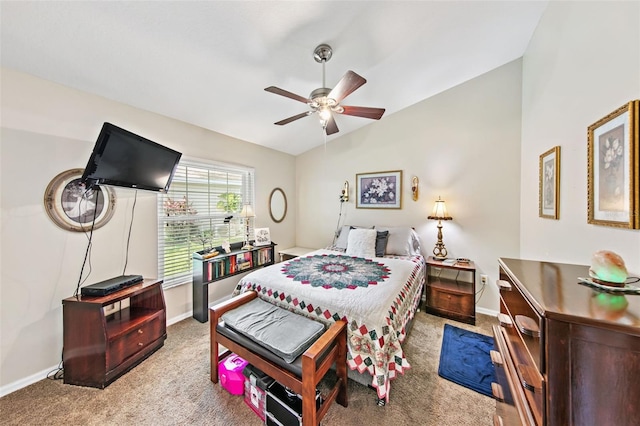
[496,279,512,291]
[493,413,504,426]
[497,313,513,327]
[138,342,144,347]
[138,329,144,334]
[490,350,503,366]
[518,363,543,393]
[491,382,504,402]
[515,315,540,338]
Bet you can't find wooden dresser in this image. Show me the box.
[492,258,640,426]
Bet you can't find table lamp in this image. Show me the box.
[427,196,453,259]
[240,204,255,250]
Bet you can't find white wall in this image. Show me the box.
[296,59,524,314]
[0,69,296,392]
[520,1,640,272]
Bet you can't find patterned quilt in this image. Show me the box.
[233,249,425,402]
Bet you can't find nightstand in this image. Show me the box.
[424,257,476,325]
[278,247,316,262]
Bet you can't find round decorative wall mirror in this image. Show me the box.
[44,168,116,232]
[269,188,287,223]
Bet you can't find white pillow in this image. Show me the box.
[376,226,421,256]
[346,228,377,259]
[335,225,373,250]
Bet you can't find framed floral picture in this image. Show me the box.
[587,100,639,229]
[356,170,402,209]
[539,146,560,219]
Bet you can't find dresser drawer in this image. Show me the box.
[498,275,543,373]
[492,325,537,426]
[107,316,164,370]
[497,269,545,426]
[427,286,473,316]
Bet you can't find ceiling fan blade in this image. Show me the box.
[265,86,310,104]
[340,106,386,120]
[324,114,339,135]
[328,70,366,104]
[274,111,311,125]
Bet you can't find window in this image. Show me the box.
[158,158,254,288]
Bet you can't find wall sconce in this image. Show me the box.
[340,181,349,203]
[427,196,453,259]
[240,204,255,250]
[411,176,419,201]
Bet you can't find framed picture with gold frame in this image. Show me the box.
[587,100,639,229]
[539,146,560,219]
[44,168,116,232]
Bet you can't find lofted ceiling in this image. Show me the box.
[1,1,548,156]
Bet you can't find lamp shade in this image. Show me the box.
[428,196,452,221]
[240,204,255,218]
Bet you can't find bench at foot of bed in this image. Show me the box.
[210,291,348,426]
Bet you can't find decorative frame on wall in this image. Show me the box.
[356,170,402,209]
[268,187,287,223]
[539,146,561,219]
[254,227,271,246]
[587,100,639,229]
[44,168,116,232]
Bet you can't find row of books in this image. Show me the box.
[203,247,273,281]
[206,251,254,280]
[256,247,273,266]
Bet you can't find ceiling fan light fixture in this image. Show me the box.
[265,43,386,135]
[318,107,332,122]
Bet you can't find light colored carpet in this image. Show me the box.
[0,311,497,425]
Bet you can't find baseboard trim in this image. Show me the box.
[476,306,498,317]
[0,366,56,398]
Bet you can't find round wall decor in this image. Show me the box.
[44,168,116,232]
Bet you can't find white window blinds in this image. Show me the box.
[157,159,254,288]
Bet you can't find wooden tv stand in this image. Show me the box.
[62,278,166,388]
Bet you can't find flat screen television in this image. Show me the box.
[81,123,182,193]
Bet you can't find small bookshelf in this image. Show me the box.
[192,241,276,322]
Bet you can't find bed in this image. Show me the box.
[232,226,425,403]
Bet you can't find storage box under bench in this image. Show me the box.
[266,380,322,426]
[243,364,275,421]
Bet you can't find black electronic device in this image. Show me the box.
[81,122,182,193]
[80,274,144,297]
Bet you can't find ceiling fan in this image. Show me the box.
[265,44,385,135]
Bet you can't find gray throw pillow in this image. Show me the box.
[375,230,389,257]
